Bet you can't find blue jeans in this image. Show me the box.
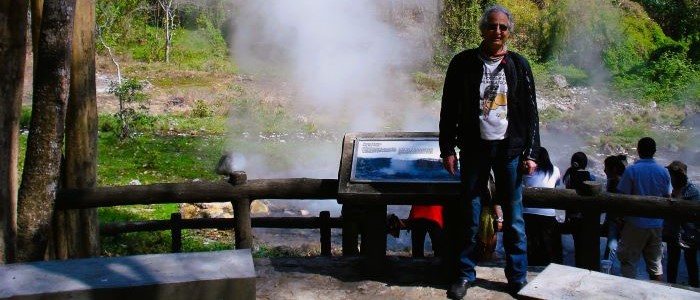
[444,141,528,284]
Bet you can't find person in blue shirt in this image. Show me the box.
[617,137,671,281]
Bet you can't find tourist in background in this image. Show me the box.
[523,147,563,266]
[664,160,699,287]
[562,151,597,270]
[617,137,670,281]
[602,154,627,265]
[407,204,444,258]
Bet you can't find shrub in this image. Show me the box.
[191,99,213,118]
[108,78,150,140]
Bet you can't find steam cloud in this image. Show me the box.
[228,0,440,215]
[229,0,439,178]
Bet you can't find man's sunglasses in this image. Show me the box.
[486,23,509,32]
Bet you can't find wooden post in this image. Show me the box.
[229,171,252,249]
[363,205,387,259]
[170,213,181,253]
[578,210,601,271]
[319,211,331,256]
[574,181,602,271]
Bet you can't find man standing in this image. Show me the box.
[617,137,671,280]
[439,5,539,299]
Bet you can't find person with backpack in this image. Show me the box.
[562,151,597,270]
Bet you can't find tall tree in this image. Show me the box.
[16,0,76,262]
[51,0,99,259]
[157,0,175,63]
[0,0,29,263]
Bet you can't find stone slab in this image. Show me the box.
[0,249,255,300]
[519,263,699,299]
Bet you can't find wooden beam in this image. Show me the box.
[56,181,700,221]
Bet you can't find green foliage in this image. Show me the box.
[191,99,214,118]
[19,106,32,129]
[547,63,590,86]
[96,0,233,69]
[600,124,652,147]
[632,0,700,40]
[538,0,621,73]
[170,14,234,72]
[497,0,543,60]
[108,78,150,140]
[438,0,483,63]
[613,51,700,104]
[602,3,672,75]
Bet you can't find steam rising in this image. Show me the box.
[232,0,437,133]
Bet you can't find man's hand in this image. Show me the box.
[522,159,537,175]
[443,155,458,176]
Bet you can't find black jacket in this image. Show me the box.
[439,48,540,161]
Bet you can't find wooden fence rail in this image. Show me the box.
[55,178,700,269]
[100,211,342,255]
[57,179,700,220]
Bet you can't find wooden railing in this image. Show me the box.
[56,176,700,267]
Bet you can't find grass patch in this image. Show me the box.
[600,124,651,147]
[97,133,225,186]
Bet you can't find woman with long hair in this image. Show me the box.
[523,147,563,265]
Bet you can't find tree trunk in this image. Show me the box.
[16,0,76,262]
[51,0,99,259]
[31,0,44,66]
[158,0,174,63]
[0,0,29,263]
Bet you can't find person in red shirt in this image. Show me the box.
[408,205,444,258]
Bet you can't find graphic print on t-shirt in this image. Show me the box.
[479,58,508,140]
[480,69,507,118]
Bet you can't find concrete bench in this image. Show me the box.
[519,263,699,299]
[0,249,255,300]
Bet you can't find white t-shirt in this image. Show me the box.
[479,58,508,140]
[523,166,561,217]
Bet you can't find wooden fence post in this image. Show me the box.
[320,211,331,256]
[573,181,603,271]
[229,171,252,249]
[170,212,181,253]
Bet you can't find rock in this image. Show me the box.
[251,200,270,215]
[179,203,199,219]
[179,202,233,219]
[551,74,568,88]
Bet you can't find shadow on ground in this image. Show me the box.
[254,255,545,300]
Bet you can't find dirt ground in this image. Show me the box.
[254,255,544,300]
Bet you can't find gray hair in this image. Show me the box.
[479,5,514,32]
